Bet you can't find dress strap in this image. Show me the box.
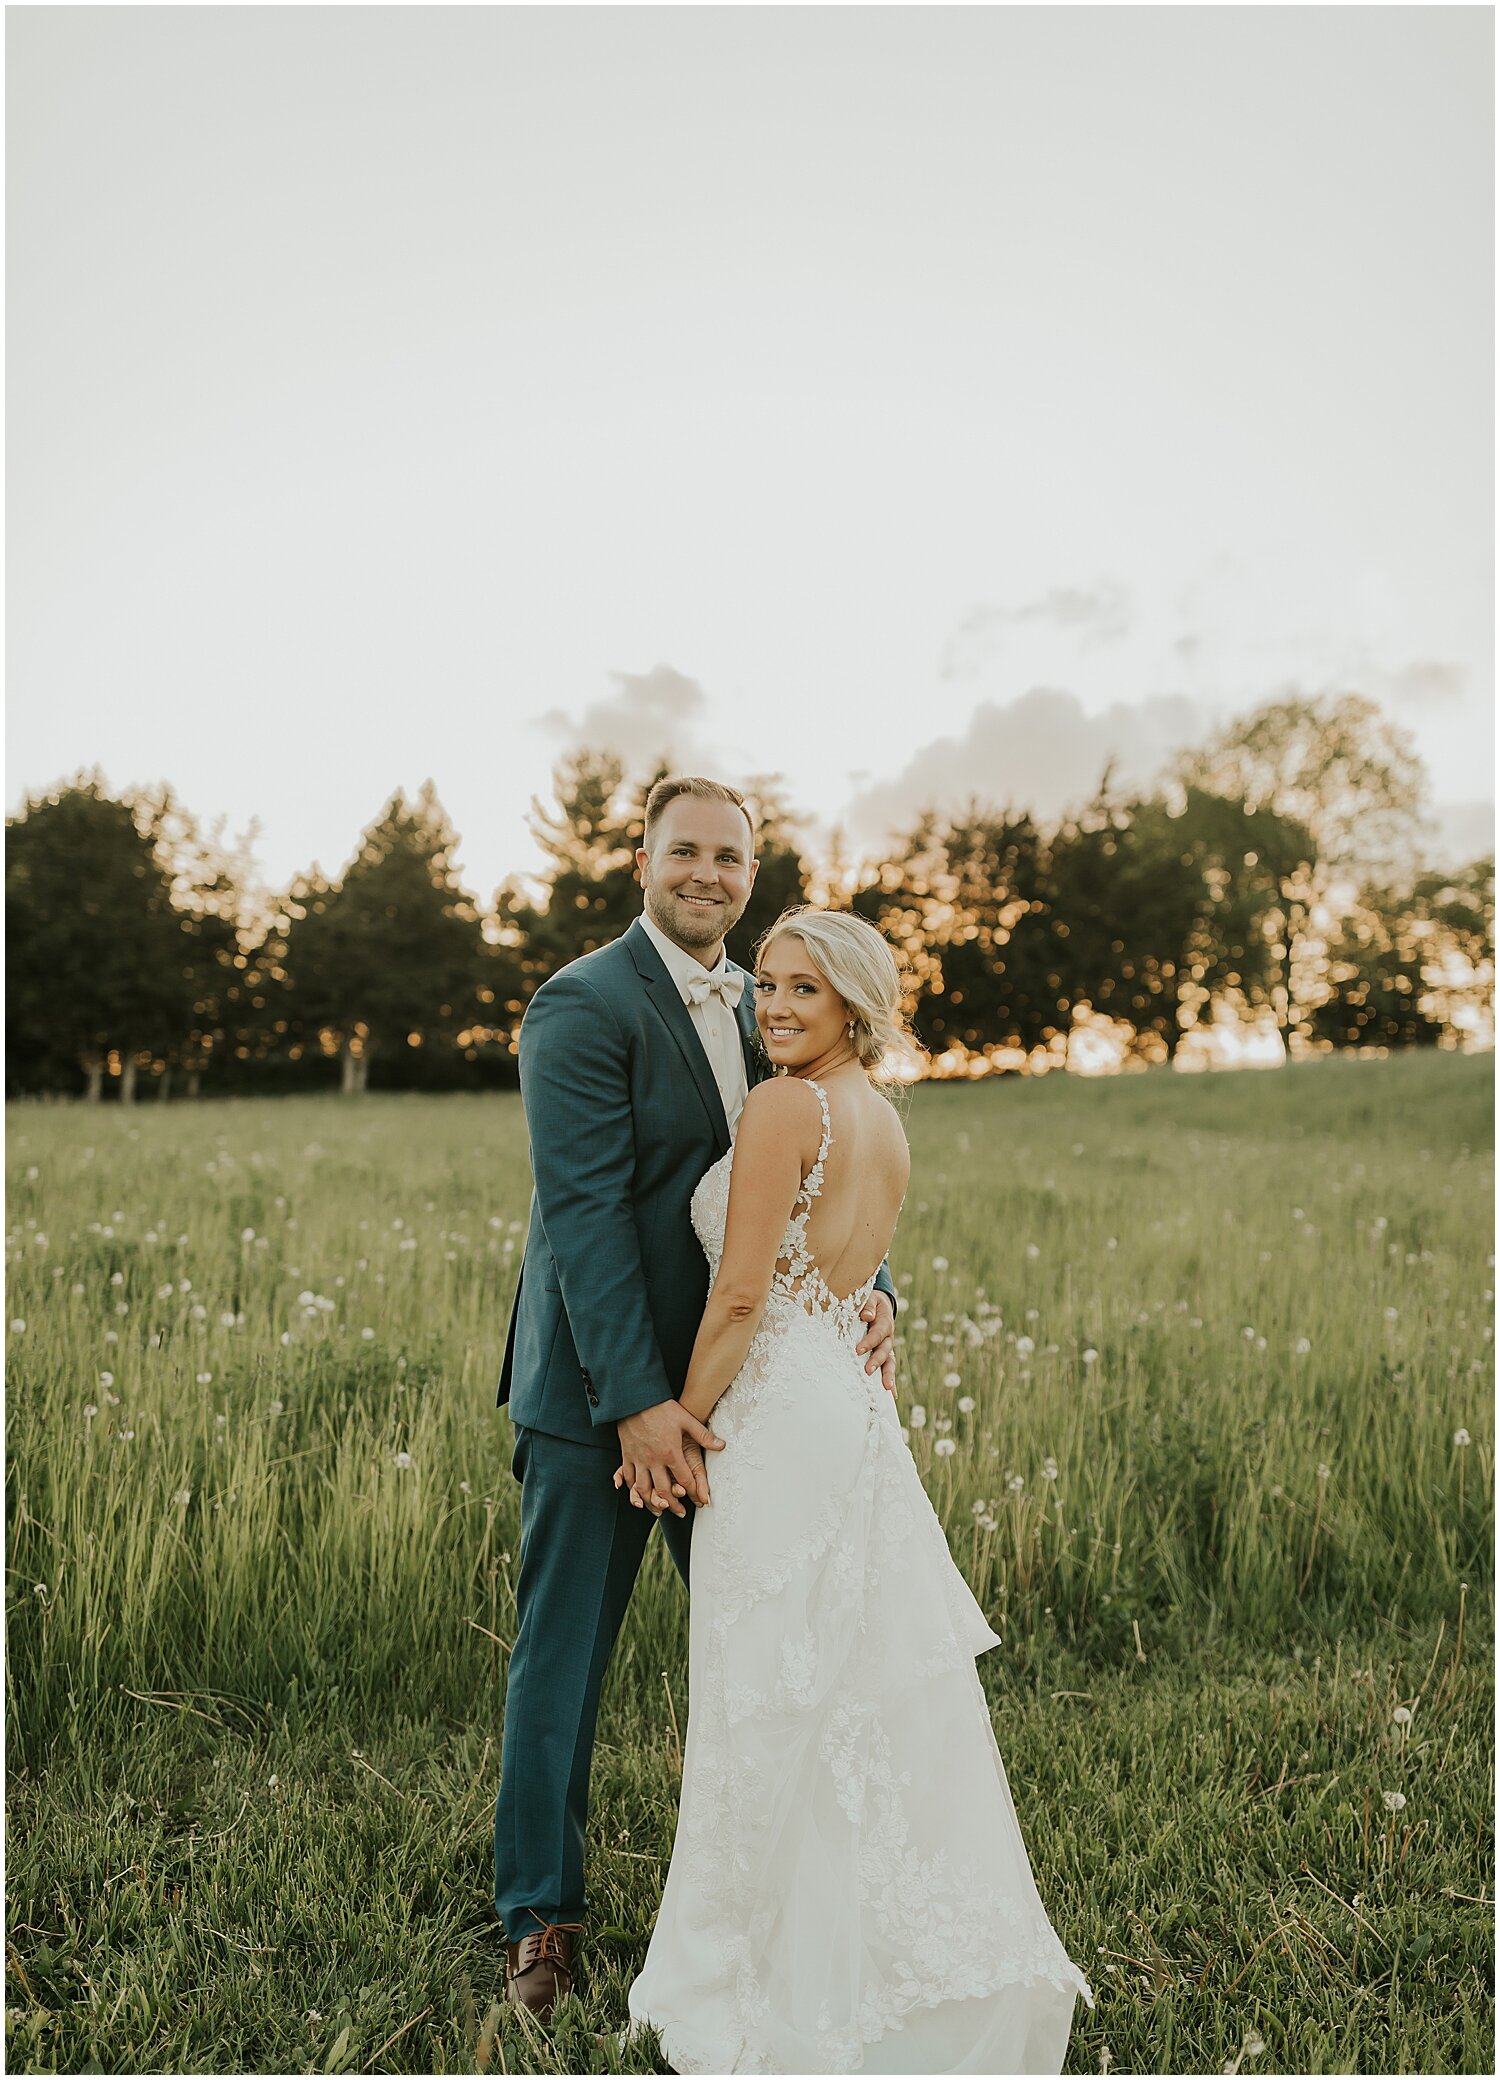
[790,1079,833,1218]
[806,1079,833,1166]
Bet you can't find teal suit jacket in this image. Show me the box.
[496,916,897,1448]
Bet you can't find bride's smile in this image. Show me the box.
[754,937,856,1076]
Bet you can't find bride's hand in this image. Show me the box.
[612,1460,688,1515]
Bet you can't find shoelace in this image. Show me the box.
[515,1917,583,1970]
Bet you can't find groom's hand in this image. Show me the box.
[856,1292,897,1395]
[615,1400,725,1515]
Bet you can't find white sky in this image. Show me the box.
[7,6,1494,905]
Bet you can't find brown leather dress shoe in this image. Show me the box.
[504,1916,582,2020]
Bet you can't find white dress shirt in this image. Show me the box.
[639,910,749,1132]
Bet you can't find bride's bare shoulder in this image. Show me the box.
[740,1076,825,1135]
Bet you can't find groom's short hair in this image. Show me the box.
[643,776,756,856]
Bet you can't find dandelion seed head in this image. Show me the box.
[1383,1790,1406,1812]
[1392,1705,1413,1726]
[392,1450,414,1470]
[1454,1427,1472,1448]
[908,1405,927,1429]
[958,1395,976,1413]
[934,1437,957,1457]
[943,1370,961,1389]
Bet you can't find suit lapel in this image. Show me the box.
[625,919,733,1155]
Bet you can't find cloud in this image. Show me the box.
[534,662,717,769]
[847,684,1210,848]
[941,581,1131,680]
[1368,658,1467,708]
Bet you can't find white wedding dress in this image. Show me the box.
[626,1081,1094,2075]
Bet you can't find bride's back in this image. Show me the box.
[794,1072,910,1302]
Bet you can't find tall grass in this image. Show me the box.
[5,1050,1493,2073]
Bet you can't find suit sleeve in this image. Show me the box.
[873,1257,899,1315]
[518,971,674,1429]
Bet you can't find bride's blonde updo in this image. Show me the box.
[755,907,924,1084]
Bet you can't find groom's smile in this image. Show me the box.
[636,795,758,962]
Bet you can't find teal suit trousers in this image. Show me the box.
[493,1425,692,1939]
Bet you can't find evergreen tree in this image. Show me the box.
[499,752,644,1000]
[732,775,811,962]
[282,783,486,1092]
[6,777,191,1099]
[147,791,262,1096]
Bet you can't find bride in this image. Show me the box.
[616,907,1094,2075]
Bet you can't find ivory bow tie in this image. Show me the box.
[683,968,745,1010]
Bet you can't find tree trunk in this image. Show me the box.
[158,1063,173,1102]
[185,1067,202,1100]
[119,1054,138,1106]
[340,1045,368,1094]
[82,1054,104,1103]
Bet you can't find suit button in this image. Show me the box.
[587,1388,599,1407]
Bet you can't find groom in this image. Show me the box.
[493,774,898,2019]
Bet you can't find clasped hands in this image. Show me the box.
[611,1293,898,1516]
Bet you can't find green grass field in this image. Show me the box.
[6,1052,1494,2075]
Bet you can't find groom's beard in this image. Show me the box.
[644,884,746,956]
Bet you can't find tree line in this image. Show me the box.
[5,694,1493,1100]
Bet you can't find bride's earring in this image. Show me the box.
[846,1020,855,1039]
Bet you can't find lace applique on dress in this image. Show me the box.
[631,1076,1094,2075]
